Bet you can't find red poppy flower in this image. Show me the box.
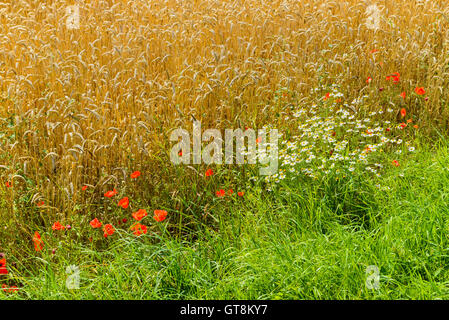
[36,201,45,207]
[118,197,129,209]
[238,191,245,197]
[386,75,399,83]
[386,128,391,132]
[323,92,331,101]
[153,210,167,222]
[82,185,88,191]
[103,224,115,238]
[2,284,7,292]
[216,189,225,197]
[33,232,43,251]
[400,92,406,99]
[386,72,400,83]
[104,189,117,198]
[130,171,141,179]
[228,189,234,195]
[413,125,419,129]
[52,221,65,231]
[370,49,378,54]
[415,87,425,95]
[90,218,102,228]
[178,150,183,156]
[5,181,12,188]
[400,123,407,129]
[205,169,214,177]
[0,258,8,275]
[132,209,148,221]
[130,223,148,236]
[392,160,400,167]
[366,77,372,84]
[400,108,406,118]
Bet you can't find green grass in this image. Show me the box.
[3,139,449,300]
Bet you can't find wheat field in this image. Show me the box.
[1,0,448,210]
[1,0,449,299]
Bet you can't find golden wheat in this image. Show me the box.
[0,0,448,226]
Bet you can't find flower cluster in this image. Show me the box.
[266,83,421,183]
[31,170,170,254]
[88,170,168,238]
[207,168,245,198]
